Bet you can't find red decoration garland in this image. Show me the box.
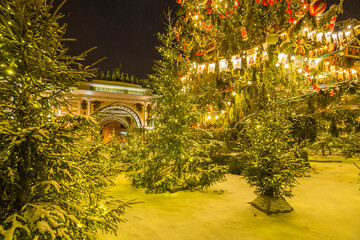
[255,0,283,6]
[286,0,295,24]
[305,64,313,82]
[215,86,235,93]
[255,0,295,24]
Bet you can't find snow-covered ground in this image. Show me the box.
[98,158,360,240]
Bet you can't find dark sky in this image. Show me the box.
[58,0,358,79]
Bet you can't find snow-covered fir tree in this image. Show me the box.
[0,1,130,239]
[126,13,227,193]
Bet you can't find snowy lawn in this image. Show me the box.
[98,157,360,240]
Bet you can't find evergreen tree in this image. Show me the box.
[127,13,227,193]
[0,1,129,239]
[236,111,309,214]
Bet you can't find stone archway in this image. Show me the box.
[100,120,127,143]
[97,104,142,128]
[96,103,143,141]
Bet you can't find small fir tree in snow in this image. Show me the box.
[126,13,227,193]
[0,1,129,239]
[237,111,309,214]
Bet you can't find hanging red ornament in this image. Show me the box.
[176,0,183,4]
[329,16,337,32]
[234,1,239,8]
[174,27,180,42]
[206,0,213,14]
[241,27,248,41]
[309,0,327,16]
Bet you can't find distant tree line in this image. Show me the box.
[95,64,146,86]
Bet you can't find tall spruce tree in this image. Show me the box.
[0,1,128,239]
[127,13,227,193]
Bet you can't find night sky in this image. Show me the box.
[58,0,359,79]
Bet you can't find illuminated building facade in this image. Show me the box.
[66,80,153,142]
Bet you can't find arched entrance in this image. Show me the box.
[96,103,143,142]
